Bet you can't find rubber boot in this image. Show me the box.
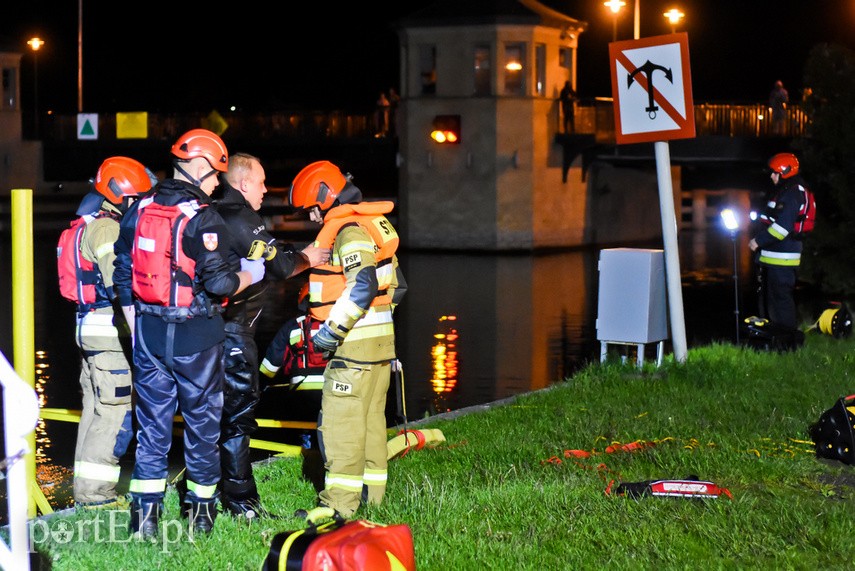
[183,497,218,535]
[129,497,163,541]
[222,478,279,520]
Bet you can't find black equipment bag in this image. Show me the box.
[808,395,855,465]
[741,316,804,352]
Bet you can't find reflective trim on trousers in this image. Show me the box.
[187,480,218,499]
[325,472,364,493]
[363,467,387,485]
[129,478,166,494]
[75,460,121,483]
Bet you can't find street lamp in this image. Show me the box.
[721,208,741,344]
[604,0,626,42]
[27,37,45,138]
[663,8,685,33]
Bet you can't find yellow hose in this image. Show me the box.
[818,308,838,335]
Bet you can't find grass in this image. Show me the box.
[22,333,855,570]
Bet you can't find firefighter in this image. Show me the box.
[749,152,807,329]
[113,129,266,539]
[288,160,406,520]
[56,156,156,508]
[260,283,327,394]
[213,153,328,520]
[260,283,327,447]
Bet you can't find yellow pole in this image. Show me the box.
[11,188,37,518]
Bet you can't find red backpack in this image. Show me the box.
[57,213,114,310]
[131,198,202,307]
[795,184,816,236]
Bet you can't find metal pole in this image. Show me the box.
[32,52,38,137]
[654,141,687,363]
[732,232,740,343]
[634,0,640,39]
[78,0,83,112]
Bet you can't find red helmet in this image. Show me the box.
[171,129,228,172]
[768,152,799,179]
[289,160,348,210]
[94,156,157,204]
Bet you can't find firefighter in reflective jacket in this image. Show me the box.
[289,160,406,520]
[56,156,156,508]
[749,152,806,329]
[113,129,266,539]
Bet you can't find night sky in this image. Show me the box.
[3,1,855,115]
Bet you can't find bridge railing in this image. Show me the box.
[576,99,808,141]
[37,101,808,143]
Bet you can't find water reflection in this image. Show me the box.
[34,349,74,508]
[393,249,600,420]
[430,315,459,412]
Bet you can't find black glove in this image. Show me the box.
[313,323,342,360]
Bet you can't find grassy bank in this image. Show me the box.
[26,334,855,570]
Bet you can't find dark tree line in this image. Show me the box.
[796,43,855,298]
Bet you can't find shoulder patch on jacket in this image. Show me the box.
[203,232,219,251]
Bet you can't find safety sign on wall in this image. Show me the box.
[609,33,695,145]
[77,113,98,140]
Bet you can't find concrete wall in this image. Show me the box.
[394,15,677,252]
[0,50,42,195]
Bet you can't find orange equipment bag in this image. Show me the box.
[262,519,416,571]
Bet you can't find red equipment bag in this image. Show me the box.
[607,476,732,499]
[262,519,416,571]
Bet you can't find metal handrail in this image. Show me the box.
[35,102,808,142]
[0,350,39,571]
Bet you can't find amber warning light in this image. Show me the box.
[430,115,461,144]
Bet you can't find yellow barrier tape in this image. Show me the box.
[39,408,82,422]
[29,478,53,515]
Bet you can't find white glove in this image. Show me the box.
[240,257,266,285]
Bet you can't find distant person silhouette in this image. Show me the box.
[388,88,401,137]
[374,92,391,137]
[768,80,789,136]
[559,81,578,134]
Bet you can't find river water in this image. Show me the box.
[0,222,751,514]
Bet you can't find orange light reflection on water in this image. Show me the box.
[430,315,459,401]
[34,349,73,504]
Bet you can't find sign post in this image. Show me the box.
[608,32,695,363]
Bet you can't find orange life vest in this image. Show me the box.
[308,201,399,322]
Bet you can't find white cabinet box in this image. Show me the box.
[597,248,668,364]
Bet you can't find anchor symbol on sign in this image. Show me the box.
[627,60,673,120]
